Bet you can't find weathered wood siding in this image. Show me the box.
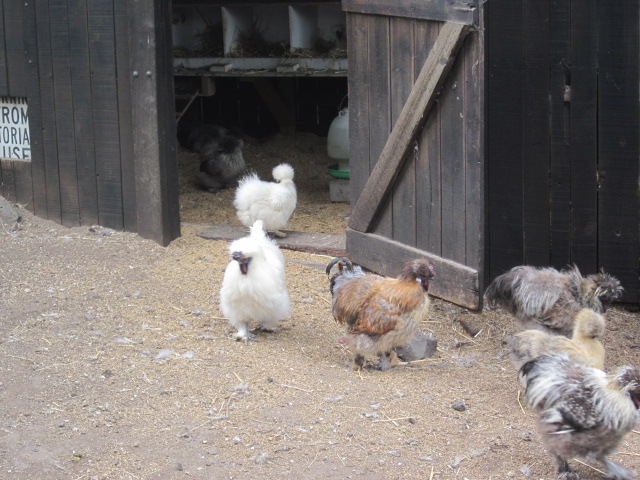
[344,3,485,309]
[0,0,180,245]
[487,0,639,301]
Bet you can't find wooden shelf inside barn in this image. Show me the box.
[172,2,347,77]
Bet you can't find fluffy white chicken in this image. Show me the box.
[219,220,290,343]
[234,163,297,237]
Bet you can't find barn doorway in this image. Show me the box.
[171,2,350,236]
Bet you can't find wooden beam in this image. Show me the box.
[346,228,480,310]
[342,0,478,26]
[348,21,470,233]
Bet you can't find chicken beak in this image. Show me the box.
[232,252,251,275]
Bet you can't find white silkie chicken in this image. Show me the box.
[234,163,297,237]
[219,220,290,343]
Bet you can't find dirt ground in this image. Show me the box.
[1,134,639,480]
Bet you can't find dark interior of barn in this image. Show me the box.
[171,2,350,232]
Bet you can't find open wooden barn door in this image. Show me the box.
[343,1,484,309]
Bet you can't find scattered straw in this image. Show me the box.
[233,372,244,383]
[280,384,313,393]
[372,416,413,424]
[617,452,640,457]
[307,450,320,468]
[573,458,605,475]
[429,466,434,480]
[517,390,526,414]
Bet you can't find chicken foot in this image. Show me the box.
[554,456,579,480]
[232,323,256,344]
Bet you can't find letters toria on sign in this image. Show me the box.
[0,97,30,161]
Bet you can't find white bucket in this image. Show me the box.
[327,108,349,171]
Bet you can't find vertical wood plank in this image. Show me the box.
[157,0,181,242]
[522,0,551,266]
[129,0,180,245]
[389,17,416,247]
[22,0,45,216]
[548,0,571,268]
[50,0,80,226]
[367,14,392,236]
[463,19,486,278]
[0,1,9,95]
[487,0,525,278]
[35,0,62,224]
[569,0,598,271]
[597,0,639,301]
[347,13,370,208]
[4,0,26,97]
[415,20,442,256]
[0,159,16,200]
[10,0,34,209]
[88,0,122,229]
[68,0,99,226]
[114,0,136,231]
[439,44,466,265]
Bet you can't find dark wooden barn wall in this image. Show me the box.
[487,0,639,302]
[0,0,180,246]
[345,6,485,308]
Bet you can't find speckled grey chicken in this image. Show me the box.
[326,257,435,371]
[508,308,606,370]
[485,264,623,336]
[177,121,246,193]
[519,354,640,480]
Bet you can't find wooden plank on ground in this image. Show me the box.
[389,16,416,247]
[548,0,571,268]
[522,0,551,267]
[342,0,477,26]
[414,20,442,257]
[50,0,80,226]
[349,21,470,234]
[346,228,480,310]
[486,0,524,278]
[596,0,639,302]
[569,0,598,271]
[198,224,346,257]
[69,0,99,226]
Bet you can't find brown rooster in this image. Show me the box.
[508,308,606,370]
[326,257,435,371]
[519,354,640,480]
[485,264,623,336]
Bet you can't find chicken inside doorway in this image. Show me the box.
[177,131,350,234]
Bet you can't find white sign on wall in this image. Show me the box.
[0,97,30,161]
